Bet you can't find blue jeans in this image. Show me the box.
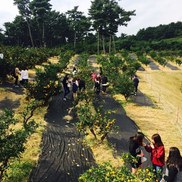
[153,164,163,181]
[63,86,70,98]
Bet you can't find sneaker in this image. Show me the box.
[63,98,66,101]
[15,85,19,87]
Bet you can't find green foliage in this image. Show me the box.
[79,161,156,182]
[59,50,75,64]
[121,153,138,166]
[97,54,124,83]
[114,74,134,100]
[136,22,182,41]
[138,55,150,66]
[0,46,58,79]
[26,64,61,104]
[76,103,116,141]
[156,56,167,66]
[0,105,37,181]
[3,160,33,182]
[26,50,73,104]
[176,59,182,66]
[149,51,157,59]
[149,51,167,66]
[66,6,91,48]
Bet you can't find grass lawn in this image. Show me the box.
[123,63,182,154]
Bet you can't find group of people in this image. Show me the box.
[62,74,85,101]
[61,65,110,101]
[14,67,29,87]
[129,132,182,181]
[91,71,109,95]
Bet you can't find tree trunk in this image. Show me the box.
[42,22,46,47]
[109,35,112,54]
[0,158,9,182]
[90,128,97,139]
[26,19,34,47]
[112,35,116,53]
[101,132,108,142]
[102,35,106,54]
[97,31,100,55]
[74,31,77,49]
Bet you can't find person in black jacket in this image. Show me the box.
[129,132,145,174]
[62,74,70,101]
[101,75,108,94]
[133,75,139,95]
[163,147,182,182]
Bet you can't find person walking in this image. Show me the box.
[72,66,77,76]
[72,78,78,100]
[78,78,85,92]
[129,132,145,174]
[94,75,101,94]
[14,67,21,87]
[101,75,108,94]
[143,133,165,181]
[62,74,70,101]
[91,71,97,81]
[161,147,182,182]
[133,75,139,95]
[20,68,29,86]
[23,68,29,84]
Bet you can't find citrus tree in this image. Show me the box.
[26,50,73,104]
[26,64,61,104]
[76,103,116,142]
[0,101,38,181]
[79,153,156,182]
[79,162,155,182]
[114,74,134,100]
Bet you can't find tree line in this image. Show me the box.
[0,0,135,52]
[135,21,182,41]
[0,1,181,53]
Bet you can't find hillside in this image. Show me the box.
[123,60,182,154]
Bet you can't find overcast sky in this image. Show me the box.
[0,0,181,36]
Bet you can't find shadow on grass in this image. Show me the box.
[93,94,152,167]
[0,82,24,95]
[0,97,21,110]
[130,90,156,107]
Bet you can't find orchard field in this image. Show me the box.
[0,45,182,181]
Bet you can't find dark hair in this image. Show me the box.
[166,147,182,171]
[131,132,144,146]
[152,133,163,146]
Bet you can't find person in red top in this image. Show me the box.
[143,133,165,181]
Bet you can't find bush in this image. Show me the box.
[3,160,33,182]
[114,74,134,100]
[79,161,156,182]
[0,106,37,181]
[76,103,116,142]
[26,64,61,104]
